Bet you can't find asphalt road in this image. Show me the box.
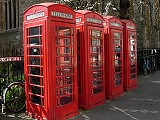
[1,71,160,120]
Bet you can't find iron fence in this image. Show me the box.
[0,48,24,83]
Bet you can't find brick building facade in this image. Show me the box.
[0,0,159,51]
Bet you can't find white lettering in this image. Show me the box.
[0,57,22,62]
[110,22,121,27]
[87,18,102,24]
[51,11,73,19]
[127,25,135,29]
[26,11,44,20]
[76,17,81,22]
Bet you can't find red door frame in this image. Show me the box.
[104,16,124,100]
[76,10,105,110]
[122,20,137,91]
[87,26,105,109]
[51,21,78,119]
[24,20,49,119]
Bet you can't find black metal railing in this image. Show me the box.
[0,48,24,83]
[137,48,160,75]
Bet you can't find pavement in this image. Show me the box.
[1,71,160,120]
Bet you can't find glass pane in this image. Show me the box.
[93,86,102,94]
[30,67,40,75]
[93,78,102,86]
[115,79,122,86]
[114,40,121,45]
[115,66,121,72]
[93,63,101,70]
[130,58,135,65]
[31,86,41,95]
[29,57,40,65]
[91,55,101,62]
[114,52,121,59]
[130,34,135,43]
[56,47,72,55]
[64,38,71,46]
[56,38,72,46]
[30,76,40,85]
[113,32,120,39]
[131,64,136,68]
[131,68,136,73]
[60,95,73,105]
[91,39,101,46]
[29,37,41,45]
[59,67,73,76]
[91,46,101,53]
[130,45,135,51]
[30,47,41,55]
[114,46,121,52]
[31,95,41,105]
[130,52,135,57]
[131,74,136,79]
[115,72,122,79]
[93,71,101,78]
[91,30,101,37]
[56,56,72,66]
[57,27,73,36]
[115,59,121,66]
[29,27,39,36]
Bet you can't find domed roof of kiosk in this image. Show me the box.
[75,10,103,19]
[103,15,119,20]
[76,10,93,14]
[24,2,74,14]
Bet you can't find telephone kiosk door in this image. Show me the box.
[103,16,124,100]
[122,20,137,91]
[76,10,105,110]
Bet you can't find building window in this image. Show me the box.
[4,0,19,30]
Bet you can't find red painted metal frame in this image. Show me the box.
[76,10,105,110]
[23,3,78,120]
[103,16,124,100]
[122,20,138,91]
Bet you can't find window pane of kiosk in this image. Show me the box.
[91,30,101,37]
[29,57,40,65]
[131,68,136,74]
[27,26,44,106]
[57,27,73,36]
[113,32,120,39]
[115,79,122,86]
[56,26,75,106]
[29,26,41,36]
[90,30,103,95]
[115,66,122,72]
[130,34,135,44]
[29,37,42,45]
[29,47,41,55]
[30,76,40,85]
[131,74,136,79]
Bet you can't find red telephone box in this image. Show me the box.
[122,20,137,91]
[76,10,105,110]
[103,16,124,100]
[23,3,78,120]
